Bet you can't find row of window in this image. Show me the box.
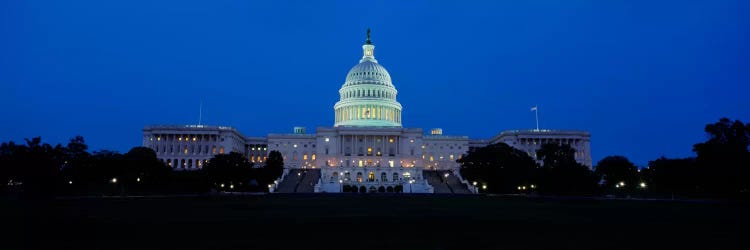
[148,134,224,142]
[422,154,459,161]
[153,145,224,155]
[164,158,206,169]
[336,105,400,123]
[342,88,394,99]
[332,171,412,183]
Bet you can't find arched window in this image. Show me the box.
[381,172,387,182]
[368,172,375,182]
[393,173,399,182]
[356,172,363,182]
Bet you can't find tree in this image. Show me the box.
[17,137,66,197]
[203,152,254,190]
[535,143,598,195]
[458,143,538,193]
[594,156,638,191]
[265,150,284,179]
[123,147,170,190]
[641,157,698,196]
[692,118,750,195]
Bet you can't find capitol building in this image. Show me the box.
[142,31,591,193]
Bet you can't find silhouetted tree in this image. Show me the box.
[123,147,170,190]
[203,152,254,190]
[458,143,538,193]
[17,137,66,197]
[536,143,598,195]
[0,141,22,194]
[641,157,698,196]
[265,150,284,178]
[595,156,639,191]
[693,118,750,195]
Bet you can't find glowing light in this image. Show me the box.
[482,185,487,190]
[640,182,647,188]
[111,178,117,184]
[293,144,298,148]
[230,184,234,189]
[68,181,73,185]
[619,181,625,187]
[472,181,477,186]
[220,183,225,188]
[325,138,330,142]
[530,184,536,189]
[136,178,141,182]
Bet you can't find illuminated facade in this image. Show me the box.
[141,31,592,192]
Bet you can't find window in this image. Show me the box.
[381,172,387,182]
[312,154,316,160]
[368,172,375,182]
[219,147,225,154]
[325,138,330,142]
[303,154,308,160]
[389,160,394,168]
[393,173,399,181]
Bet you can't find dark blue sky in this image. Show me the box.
[1,1,748,166]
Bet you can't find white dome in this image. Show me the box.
[343,61,393,88]
[333,33,402,127]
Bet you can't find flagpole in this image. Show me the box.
[534,106,539,131]
[199,101,203,126]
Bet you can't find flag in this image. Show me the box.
[530,106,537,111]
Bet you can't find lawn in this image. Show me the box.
[5,194,749,249]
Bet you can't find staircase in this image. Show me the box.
[274,169,321,193]
[423,170,452,193]
[423,170,472,194]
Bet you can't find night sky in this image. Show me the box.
[1,1,748,166]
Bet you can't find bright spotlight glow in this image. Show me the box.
[111,178,117,184]
[220,183,225,188]
[482,185,487,190]
[472,181,477,186]
[136,178,141,182]
[640,182,647,188]
[68,181,73,185]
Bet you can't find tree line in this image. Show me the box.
[459,118,750,198]
[0,136,284,197]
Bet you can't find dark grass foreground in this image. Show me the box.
[5,194,749,250]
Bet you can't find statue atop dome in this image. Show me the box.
[365,28,372,45]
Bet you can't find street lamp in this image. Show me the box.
[339,179,343,192]
[639,182,647,188]
[110,178,117,184]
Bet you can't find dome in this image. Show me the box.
[334,30,402,127]
[343,61,393,87]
